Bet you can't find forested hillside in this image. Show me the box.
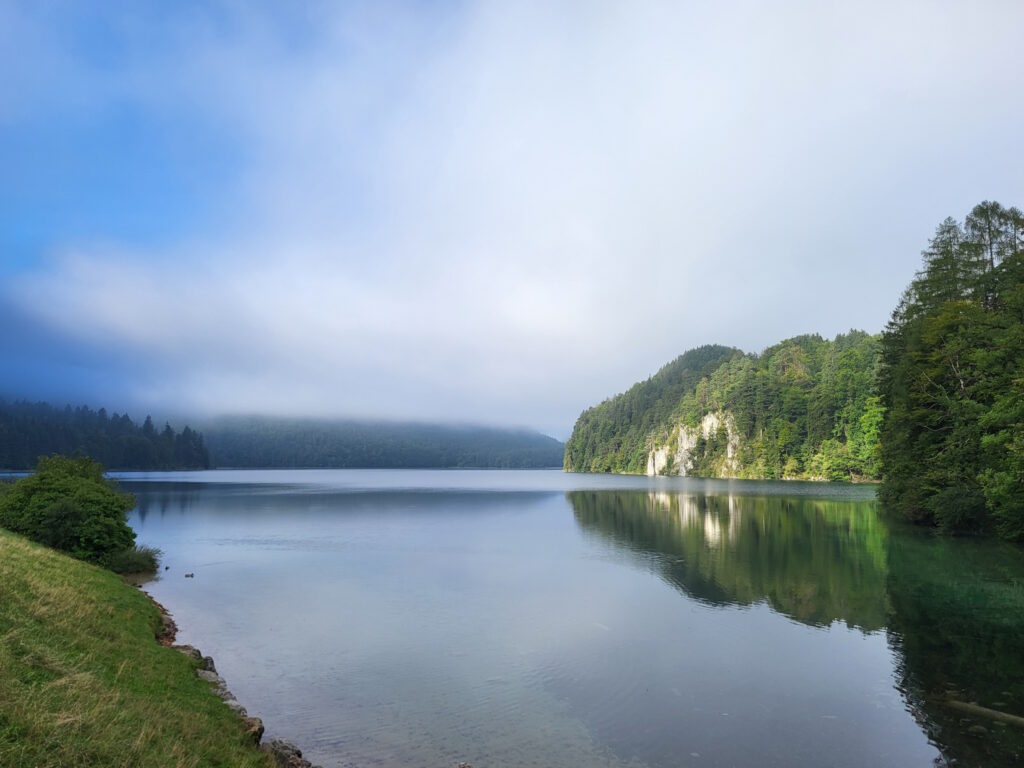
[562,345,740,473]
[0,401,209,470]
[564,334,882,480]
[0,403,564,470]
[879,201,1024,540]
[201,417,564,469]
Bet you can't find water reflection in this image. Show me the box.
[121,472,1024,768]
[570,490,889,631]
[569,490,1024,767]
[887,534,1024,766]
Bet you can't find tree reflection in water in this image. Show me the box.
[569,490,1024,767]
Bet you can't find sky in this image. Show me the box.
[1,1,1023,439]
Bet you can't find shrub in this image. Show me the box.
[0,455,137,567]
[106,544,162,574]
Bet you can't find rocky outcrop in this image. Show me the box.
[647,446,672,476]
[646,411,741,477]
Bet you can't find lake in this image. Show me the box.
[121,469,1024,767]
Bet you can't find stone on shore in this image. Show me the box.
[196,669,222,685]
[244,716,265,745]
[174,644,204,662]
[261,738,320,768]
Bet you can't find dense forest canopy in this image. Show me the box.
[878,201,1024,540]
[0,400,209,470]
[199,416,564,469]
[564,333,883,480]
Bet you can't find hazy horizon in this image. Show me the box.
[2,2,1022,438]
[2,330,865,441]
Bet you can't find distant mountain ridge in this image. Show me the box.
[0,401,564,470]
[199,416,564,469]
[564,331,882,481]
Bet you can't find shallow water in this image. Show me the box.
[123,470,1024,767]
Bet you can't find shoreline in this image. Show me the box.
[138,586,322,768]
[564,468,881,484]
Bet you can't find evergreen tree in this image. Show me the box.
[0,401,210,470]
[878,201,1024,539]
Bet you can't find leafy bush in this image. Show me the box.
[0,455,138,567]
[106,544,162,574]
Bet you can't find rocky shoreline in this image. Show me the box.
[146,591,322,768]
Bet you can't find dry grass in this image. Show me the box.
[0,529,273,767]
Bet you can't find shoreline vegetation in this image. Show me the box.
[0,525,324,768]
[565,200,1024,541]
[0,459,321,766]
[0,460,319,765]
[0,528,277,767]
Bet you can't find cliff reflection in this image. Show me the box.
[570,490,1024,766]
[569,490,889,631]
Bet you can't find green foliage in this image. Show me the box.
[563,345,740,473]
[105,544,162,575]
[0,455,137,567]
[0,400,209,470]
[879,201,1024,539]
[564,333,883,480]
[679,331,882,479]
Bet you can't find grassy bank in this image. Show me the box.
[0,528,271,768]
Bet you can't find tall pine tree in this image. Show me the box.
[879,202,1024,539]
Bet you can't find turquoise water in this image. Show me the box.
[123,470,1024,767]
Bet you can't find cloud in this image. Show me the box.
[4,1,1024,435]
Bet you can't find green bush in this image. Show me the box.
[106,544,162,574]
[0,455,138,567]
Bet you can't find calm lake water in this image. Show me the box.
[121,470,1024,768]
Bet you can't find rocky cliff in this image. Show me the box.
[645,411,741,477]
[565,332,883,480]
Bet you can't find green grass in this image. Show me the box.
[0,528,273,768]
